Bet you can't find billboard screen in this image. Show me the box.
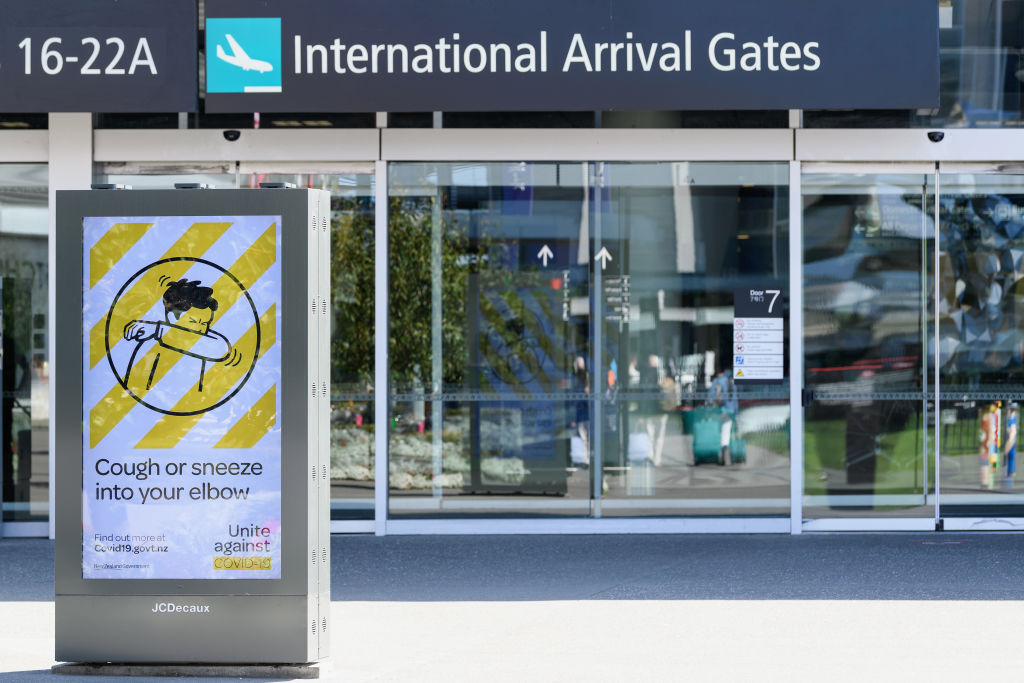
[81,215,281,579]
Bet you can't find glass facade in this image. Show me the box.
[75,156,1024,531]
[7,0,1024,535]
[0,164,49,523]
[241,172,377,521]
[94,168,377,522]
[318,174,376,521]
[802,169,1024,524]
[387,162,590,517]
[595,163,790,516]
[938,173,1024,516]
[802,172,935,518]
[387,162,789,518]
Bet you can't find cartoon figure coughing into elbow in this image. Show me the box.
[122,278,236,395]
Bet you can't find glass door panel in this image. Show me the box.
[387,162,592,518]
[94,167,379,522]
[597,162,791,516]
[0,164,50,524]
[937,172,1024,520]
[802,171,935,519]
[240,172,377,521]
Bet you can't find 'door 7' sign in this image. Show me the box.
[733,287,785,384]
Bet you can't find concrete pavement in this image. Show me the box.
[2,533,1024,681]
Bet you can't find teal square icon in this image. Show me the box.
[206,18,282,94]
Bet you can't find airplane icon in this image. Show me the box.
[216,34,274,73]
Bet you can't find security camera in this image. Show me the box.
[223,129,241,142]
[927,131,944,143]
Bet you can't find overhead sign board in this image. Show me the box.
[0,0,197,112]
[206,0,938,112]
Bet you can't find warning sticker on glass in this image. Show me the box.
[733,287,785,384]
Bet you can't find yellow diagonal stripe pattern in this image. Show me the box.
[89,225,277,448]
[133,305,277,449]
[89,221,234,370]
[90,222,154,289]
[199,223,277,316]
[213,385,277,449]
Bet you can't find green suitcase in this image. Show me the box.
[693,418,721,465]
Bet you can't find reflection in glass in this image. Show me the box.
[802,173,934,517]
[805,0,1024,129]
[94,169,378,521]
[597,163,790,516]
[388,162,791,518]
[95,170,235,189]
[241,173,377,520]
[0,164,49,522]
[938,174,1024,515]
[388,162,590,517]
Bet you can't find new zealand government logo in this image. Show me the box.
[105,257,261,417]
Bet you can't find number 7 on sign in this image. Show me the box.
[767,289,781,313]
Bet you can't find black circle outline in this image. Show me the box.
[104,256,262,417]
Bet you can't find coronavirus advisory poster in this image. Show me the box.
[81,215,281,579]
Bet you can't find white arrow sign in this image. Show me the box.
[537,244,554,267]
[596,247,612,270]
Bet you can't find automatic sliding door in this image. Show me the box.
[387,162,592,518]
[937,171,1024,524]
[385,161,791,520]
[596,162,791,517]
[802,170,935,519]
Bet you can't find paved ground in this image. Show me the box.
[3,532,1024,681]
